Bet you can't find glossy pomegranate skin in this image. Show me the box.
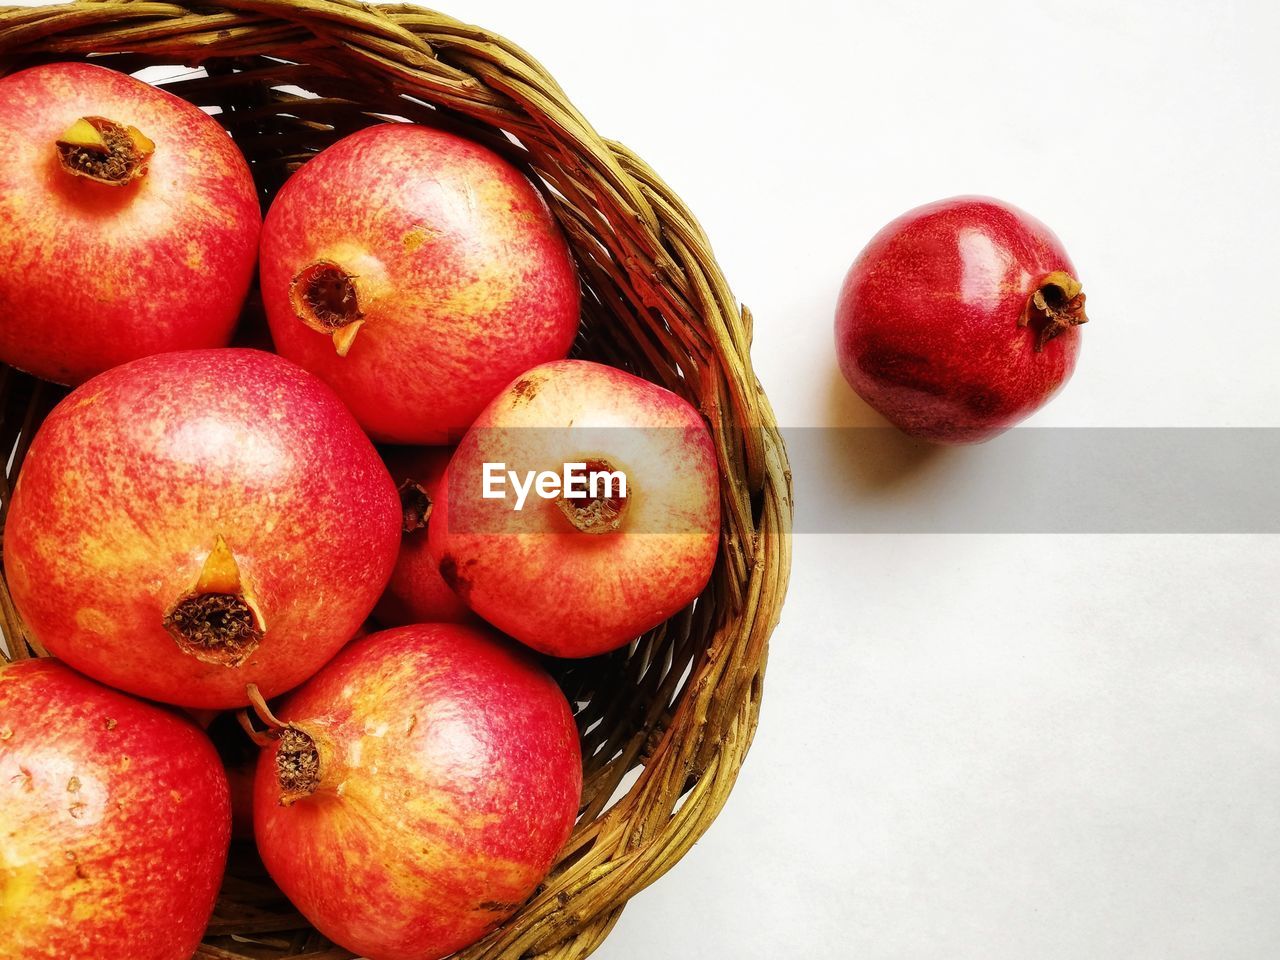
[0,658,230,959]
[835,196,1084,443]
[3,349,401,708]
[254,624,582,960]
[428,360,720,658]
[374,447,475,627]
[0,62,260,385]
[260,123,580,444]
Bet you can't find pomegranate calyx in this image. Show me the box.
[1022,270,1089,352]
[275,727,321,805]
[289,261,365,355]
[162,536,265,666]
[555,457,628,534]
[239,685,324,804]
[397,479,433,535]
[55,116,153,185]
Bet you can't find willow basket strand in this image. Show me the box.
[0,2,794,958]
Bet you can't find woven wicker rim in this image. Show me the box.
[0,2,794,958]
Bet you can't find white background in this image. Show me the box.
[13,1,1280,957]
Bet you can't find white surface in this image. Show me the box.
[14,0,1280,956]
[433,3,1280,958]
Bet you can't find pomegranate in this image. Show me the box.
[206,712,258,840]
[259,122,580,444]
[375,447,474,627]
[226,757,256,841]
[3,349,401,708]
[0,62,260,385]
[0,658,230,959]
[428,360,720,658]
[252,624,582,960]
[835,196,1087,443]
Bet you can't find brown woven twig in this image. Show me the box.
[0,3,794,958]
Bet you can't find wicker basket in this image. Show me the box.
[0,2,793,957]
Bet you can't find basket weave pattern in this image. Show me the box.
[0,2,793,957]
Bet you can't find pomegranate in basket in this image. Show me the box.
[428,360,720,658]
[253,624,582,960]
[0,658,230,960]
[0,62,260,385]
[2,349,401,708]
[374,446,475,628]
[259,122,580,444]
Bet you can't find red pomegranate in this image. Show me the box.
[205,711,258,840]
[0,62,260,385]
[259,122,580,444]
[3,349,401,708]
[0,658,230,959]
[374,446,474,627]
[428,360,720,658]
[253,624,582,960]
[835,196,1087,443]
